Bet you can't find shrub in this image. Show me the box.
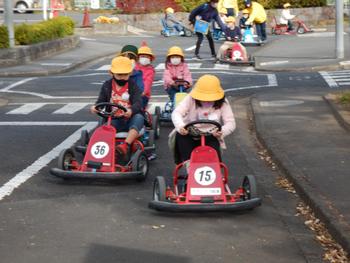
[15,16,75,45]
[339,92,350,104]
[175,0,207,12]
[0,25,9,49]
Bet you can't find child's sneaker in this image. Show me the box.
[116,142,130,164]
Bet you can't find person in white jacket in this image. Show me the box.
[280,3,295,31]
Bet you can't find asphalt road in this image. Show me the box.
[1,35,350,263]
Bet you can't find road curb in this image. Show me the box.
[250,97,350,255]
[323,94,350,132]
[0,52,116,77]
[254,62,345,72]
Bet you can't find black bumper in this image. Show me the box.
[219,59,255,66]
[149,198,262,212]
[241,42,262,47]
[49,168,142,180]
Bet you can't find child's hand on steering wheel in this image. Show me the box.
[90,105,98,114]
[213,130,223,138]
[179,127,188,135]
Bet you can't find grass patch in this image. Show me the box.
[338,91,350,105]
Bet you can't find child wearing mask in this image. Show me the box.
[135,43,155,108]
[163,46,193,101]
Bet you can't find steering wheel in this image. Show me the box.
[94,102,127,119]
[184,120,222,137]
[174,79,190,90]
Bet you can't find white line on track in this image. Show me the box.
[259,60,289,66]
[53,103,90,114]
[40,63,71,66]
[6,103,48,115]
[0,122,97,201]
[319,71,338,88]
[0,78,36,91]
[185,45,196,51]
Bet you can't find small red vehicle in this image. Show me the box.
[149,120,261,212]
[271,16,313,35]
[219,40,255,66]
[50,102,150,181]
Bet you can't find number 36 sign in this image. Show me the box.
[90,142,109,159]
[194,166,216,186]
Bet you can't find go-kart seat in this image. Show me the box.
[115,127,145,139]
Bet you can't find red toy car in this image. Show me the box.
[271,16,313,35]
[219,41,255,66]
[149,120,261,212]
[50,102,150,181]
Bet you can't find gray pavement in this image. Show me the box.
[251,90,350,254]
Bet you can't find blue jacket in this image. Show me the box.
[224,26,241,40]
[131,69,144,92]
[189,3,226,30]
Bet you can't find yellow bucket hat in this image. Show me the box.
[220,8,228,14]
[283,3,291,8]
[110,56,133,74]
[226,16,235,23]
[166,7,174,13]
[138,46,155,60]
[242,9,250,14]
[167,46,184,58]
[190,75,224,101]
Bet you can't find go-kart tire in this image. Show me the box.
[297,27,305,34]
[154,106,161,119]
[132,151,149,182]
[275,28,282,35]
[271,28,275,35]
[242,175,257,200]
[184,29,193,37]
[152,115,160,139]
[153,176,166,201]
[147,130,155,148]
[80,130,90,146]
[58,148,76,171]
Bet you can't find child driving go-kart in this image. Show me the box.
[172,74,236,164]
[90,56,144,162]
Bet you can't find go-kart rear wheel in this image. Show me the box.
[58,148,76,171]
[242,175,257,200]
[132,151,149,181]
[154,106,161,119]
[152,115,160,139]
[184,29,193,37]
[153,176,166,201]
[80,130,90,146]
[147,130,155,148]
[297,27,305,34]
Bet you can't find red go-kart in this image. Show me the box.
[271,16,313,35]
[149,120,262,212]
[219,39,255,66]
[50,102,149,181]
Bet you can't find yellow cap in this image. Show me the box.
[110,56,133,74]
[283,3,291,8]
[167,46,184,58]
[220,8,227,14]
[225,16,235,23]
[166,7,174,13]
[242,9,250,14]
[190,75,224,101]
[138,46,155,59]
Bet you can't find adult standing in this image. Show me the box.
[244,0,267,42]
[218,0,239,17]
[189,0,226,60]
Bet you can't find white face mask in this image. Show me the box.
[139,57,151,66]
[170,57,181,65]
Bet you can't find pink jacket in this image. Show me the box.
[171,95,236,148]
[135,64,155,98]
[163,62,193,89]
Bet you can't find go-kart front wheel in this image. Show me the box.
[58,148,76,171]
[242,175,257,200]
[132,151,149,181]
[297,27,305,34]
[153,176,166,201]
[152,115,160,139]
[184,29,193,37]
[80,130,90,146]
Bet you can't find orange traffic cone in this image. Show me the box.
[141,40,148,47]
[82,7,91,27]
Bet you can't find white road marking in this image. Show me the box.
[214,64,229,70]
[185,45,196,51]
[53,103,89,114]
[298,32,347,37]
[340,61,350,66]
[0,122,97,201]
[225,74,278,92]
[80,37,97,41]
[188,63,202,69]
[40,63,71,66]
[267,74,278,86]
[260,100,304,107]
[0,78,36,91]
[6,103,47,115]
[319,71,339,88]
[338,82,350,86]
[259,60,289,66]
[155,63,165,70]
[0,121,89,126]
[96,65,111,71]
[147,102,167,114]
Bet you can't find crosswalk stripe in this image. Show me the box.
[338,82,350,86]
[96,65,110,71]
[214,64,230,69]
[53,103,89,114]
[6,103,47,115]
[147,102,166,115]
[155,63,165,70]
[188,63,202,69]
[319,71,338,88]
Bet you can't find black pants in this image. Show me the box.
[195,30,216,56]
[255,22,267,41]
[175,132,221,164]
[287,20,293,31]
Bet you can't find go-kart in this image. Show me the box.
[161,18,193,37]
[241,26,262,46]
[218,38,255,66]
[155,79,190,124]
[149,120,262,212]
[50,102,150,181]
[271,16,313,35]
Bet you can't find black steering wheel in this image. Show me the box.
[94,102,127,119]
[184,120,222,137]
[174,79,190,90]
